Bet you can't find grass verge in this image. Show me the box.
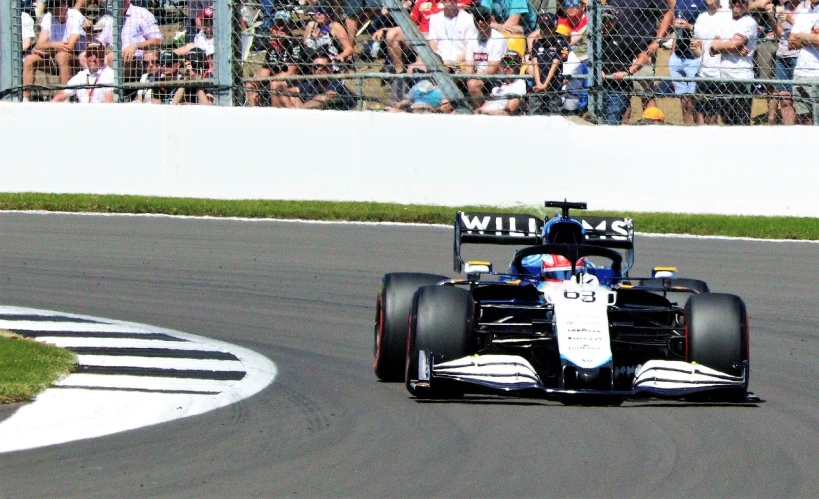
[1,193,818,241]
[0,331,77,404]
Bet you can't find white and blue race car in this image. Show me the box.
[373,200,753,403]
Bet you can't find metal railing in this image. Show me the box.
[1,0,817,125]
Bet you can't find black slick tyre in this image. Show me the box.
[373,273,448,382]
[405,285,475,397]
[685,293,749,392]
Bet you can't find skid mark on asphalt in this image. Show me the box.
[0,306,277,453]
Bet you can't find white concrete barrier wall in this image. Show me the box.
[0,103,814,217]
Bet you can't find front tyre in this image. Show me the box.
[373,273,448,381]
[685,293,749,397]
[406,285,475,397]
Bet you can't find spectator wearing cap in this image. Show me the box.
[639,105,666,123]
[151,50,183,104]
[172,47,213,105]
[23,0,88,102]
[598,6,651,124]
[303,7,355,71]
[282,51,357,110]
[176,6,214,57]
[788,0,819,125]
[133,48,159,103]
[605,0,673,121]
[51,42,114,103]
[557,0,588,59]
[428,0,479,68]
[527,12,570,115]
[479,0,537,34]
[477,51,526,114]
[183,1,212,44]
[96,0,163,83]
[462,6,509,108]
[708,0,757,125]
[247,12,307,107]
[667,0,708,124]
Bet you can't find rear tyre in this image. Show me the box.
[406,285,475,397]
[639,278,710,307]
[373,273,448,381]
[686,293,749,397]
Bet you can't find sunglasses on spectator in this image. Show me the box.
[563,0,582,6]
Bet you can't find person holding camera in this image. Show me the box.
[171,48,213,105]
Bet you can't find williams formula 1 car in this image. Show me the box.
[373,200,752,403]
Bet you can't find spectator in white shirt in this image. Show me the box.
[691,0,731,123]
[708,0,757,124]
[51,43,114,103]
[23,0,87,101]
[462,6,509,108]
[428,0,479,68]
[788,0,819,124]
[22,11,36,54]
[477,51,526,114]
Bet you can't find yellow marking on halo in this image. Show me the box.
[653,266,678,271]
[466,260,492,265]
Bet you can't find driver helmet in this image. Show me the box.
[540,255,587,281]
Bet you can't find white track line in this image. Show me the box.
[0,322,154,333]
[0,306,277,453]
[33,337,222,350]
[54,374,237,392]
[76,355,245,371]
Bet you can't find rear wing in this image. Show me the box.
[579,216,635,249]
[454,211,635,272]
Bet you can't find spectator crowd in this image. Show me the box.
[15,0,819,124]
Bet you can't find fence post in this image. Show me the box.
[813,84,818,126]
[587,0,602,121]
[0,0,22,101]
[113,0,123,102]
[214,0,231,106]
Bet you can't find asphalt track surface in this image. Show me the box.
[1,212,818,498]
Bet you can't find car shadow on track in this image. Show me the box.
[410,396,764,408]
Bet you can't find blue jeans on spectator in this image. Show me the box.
[601,90,631,125]
[774,56,797,92]
[668,53,700,95]
[259,0,277,31]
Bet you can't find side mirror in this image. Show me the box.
[652,266,678,279]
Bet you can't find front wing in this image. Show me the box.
[412,351,753,401]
